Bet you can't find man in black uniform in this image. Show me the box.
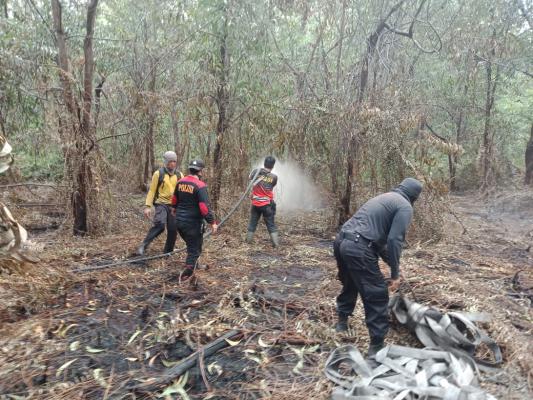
[171,159,218,279]
[334,177,423,357]
[245,156,279,247]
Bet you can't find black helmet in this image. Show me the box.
[188,159,205,171]
[264,156,276,169]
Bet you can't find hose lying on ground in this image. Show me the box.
[72,169,262,273]
[325,344,497,400]
[389,295,502,371]
[325,295,502,399]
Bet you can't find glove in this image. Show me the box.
[270,201,276,215]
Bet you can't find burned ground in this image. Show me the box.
[0,190,532,399]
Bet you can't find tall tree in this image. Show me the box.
[210,1,230,216]
[51,0,102,235]
[525,123,533,185]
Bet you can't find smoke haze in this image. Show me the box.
[253,159,325,211]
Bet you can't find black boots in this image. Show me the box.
[179,266,195,283]
[367,339,385,358]
[335,315,349,332]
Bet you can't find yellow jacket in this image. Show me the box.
[145,169,183,206]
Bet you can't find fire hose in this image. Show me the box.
[71,169,262,273]
[325,294,503,399]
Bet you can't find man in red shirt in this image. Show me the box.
[245,156,279,247]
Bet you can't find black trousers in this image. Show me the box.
[176,219,203,268]
[142,204,177,253]
[247,203,277,233]
[334,233,389,343]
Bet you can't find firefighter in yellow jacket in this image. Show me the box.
[137,151,184,255]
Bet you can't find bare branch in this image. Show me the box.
[425,122,449,143]
[96,131,133,142]
[515,0,532,29]
[474,53,533,79]
[383,0,441,54]
[25,0,55,41]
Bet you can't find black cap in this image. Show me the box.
[188,159,205,171]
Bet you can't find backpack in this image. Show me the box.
[153,167,183,204]
[153,167,167,204]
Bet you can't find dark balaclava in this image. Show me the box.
[393,177,423,204]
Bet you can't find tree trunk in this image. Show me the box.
[339,136,356,225]
[94,77,105,128]
[171,105,182,168]
[480,29,500,193]
[335,0,347,91]
[0,107,6,137]
[211,7,229,217]
[358,0,406,103]
[52,0,101,236]
[480,63,493,191]
[337,0,407,225]
[450,78,469,191]
[143,64,157,186]
[525,123,533,185]
[450,106,464,191]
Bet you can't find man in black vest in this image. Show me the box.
[171,159,218,280]
[334,178,423,358]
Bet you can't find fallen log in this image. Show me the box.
[26,223,61,232]
[0,182,65,189]
[14,203,61,207]
[130,329,241,392]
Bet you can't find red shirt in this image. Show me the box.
[250,168,277,207]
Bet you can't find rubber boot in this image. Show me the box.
[367,340,385,359]
[335,315,349,333]
[270,231,280,248]
[137,243,147,256]
[245,231,254,244]
[137,225,164,255]
[179,265,195,283]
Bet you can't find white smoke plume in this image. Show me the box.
[252,158,325,211]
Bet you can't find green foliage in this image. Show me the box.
[0,0,531,198]
[15,150,64,181]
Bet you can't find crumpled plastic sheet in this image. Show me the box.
[325,344,497,400]
[0,135,32,262]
